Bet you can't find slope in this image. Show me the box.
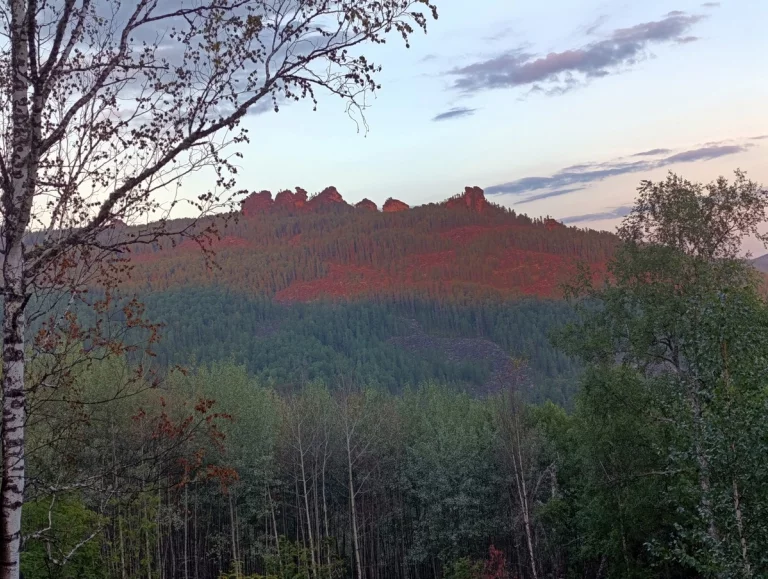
[67,186,619,401]
[120,186,617,301]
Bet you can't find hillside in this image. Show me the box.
[121,186,617,301]
[69,186,619,401]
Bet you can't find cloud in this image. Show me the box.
[486,161,649,195]
[432,107,477,122]
[421,54,438,62]
[447,11,705,95]
[663,145,746,163]
[751,135,768,141]
[562,206,633,224]
[632,148,672,156]
[702,2,720,7]
[485,143,749,196]
[516,188,584,204]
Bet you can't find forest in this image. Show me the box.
[111,190,617,301]
[19,171,768,579]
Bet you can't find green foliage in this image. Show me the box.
[21,495,104,579]
[400,384,502,564]
[135,289,582,403]
[556,171,768,577]
[444,557,483,579]
[220,538,344,579]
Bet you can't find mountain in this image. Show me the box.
[89,185,618,401]
[124,185,615,301]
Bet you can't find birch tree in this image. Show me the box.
[559,171,768,577]
[0,1,437,576]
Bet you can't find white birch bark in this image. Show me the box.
[2,1,34,577]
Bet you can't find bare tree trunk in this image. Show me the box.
[346,434,363,579]
[298,439,318,579]
[184,485,190,579]
[228,493,240,575]
[505,398,539,579]
[322,452,332,574]
[732,476,752,577]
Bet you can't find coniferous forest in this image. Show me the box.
[18,171,768,579]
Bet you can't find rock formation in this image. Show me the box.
[241,190,273,216]
[382,198,409,212]
[274,187,308,210]
[308,186,347,209]
[355,198,378,211]
[544,218,564,231]
[445,186,490,213]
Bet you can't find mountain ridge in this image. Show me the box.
[240,185,506,216]
[120,185,617,301]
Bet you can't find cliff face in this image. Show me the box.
[382,198,409,213]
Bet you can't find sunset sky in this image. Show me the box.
[237,0,768,252]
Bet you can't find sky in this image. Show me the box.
[235,0,768,253]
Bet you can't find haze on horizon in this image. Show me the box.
[218,0,766,252]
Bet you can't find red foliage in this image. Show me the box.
[275,263,387,301]
[482,545,507,579]
[131,235,251,264]
[440,225,512,243]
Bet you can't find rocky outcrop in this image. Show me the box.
[242,185,500,217]
[445,186,490,213]
[241,190,273,216]
[544,218,564,231]
[383,198,409,212]
[274,187,308,210]
[294,187,308,207]
[355,198,378,211]
[308,186,347,209]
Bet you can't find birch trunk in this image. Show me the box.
[2,1,35,576]
[346,433,363,579]
[510,415,538,579]
[1,277,26,579]
[298,441,317,579]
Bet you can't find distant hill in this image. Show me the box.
[752,253,768,273]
